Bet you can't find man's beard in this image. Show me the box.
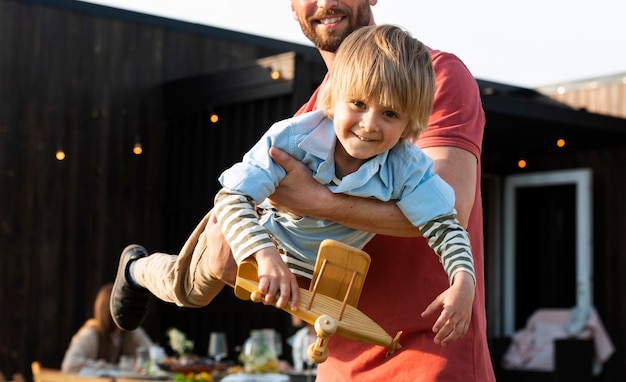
[297,3,371,53]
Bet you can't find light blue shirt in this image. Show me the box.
[219,110,455,264]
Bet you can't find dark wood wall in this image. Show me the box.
[0,0,324,377]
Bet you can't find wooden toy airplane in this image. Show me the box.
[234,239,402,364]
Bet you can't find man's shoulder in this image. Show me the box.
[427,47,465,68]
[428,48,479,87]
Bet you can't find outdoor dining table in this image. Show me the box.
[31,363,174,382]
[31,362,311,382]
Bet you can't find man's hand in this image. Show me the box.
[254,246,300,311]
[268,146,330,218]
[421,271,475,346]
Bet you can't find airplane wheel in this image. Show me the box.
[250,290,264,303]
[307,343,328,363]
[315,314,337,337]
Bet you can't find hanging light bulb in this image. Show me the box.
[55,149,66,161]
[133,142,143,155]
[270,70,281,80]
[517,158,527,169]
[209,113,219,124]
[556,138,566,148]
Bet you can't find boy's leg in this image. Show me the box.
[134,211,227,307]
[111,210,232,331]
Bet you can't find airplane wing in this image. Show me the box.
[310,239,370,307]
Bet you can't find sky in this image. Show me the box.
[79,0,626,88]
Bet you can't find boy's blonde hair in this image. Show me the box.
[320,24,435,142]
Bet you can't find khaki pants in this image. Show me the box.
[132,210,228,307]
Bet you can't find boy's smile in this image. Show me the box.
[332,98,410,174]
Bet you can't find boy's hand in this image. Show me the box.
[421,271,475,347]
[254,247,300,311]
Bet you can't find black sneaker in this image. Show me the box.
[110,244,151,331]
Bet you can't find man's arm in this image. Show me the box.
[267,147,421,237]
[421,146,477,227]
[267,146,477,235]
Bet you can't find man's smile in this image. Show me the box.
[318,16,344,25]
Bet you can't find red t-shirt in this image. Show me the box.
[295,49,495,381]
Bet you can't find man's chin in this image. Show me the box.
[314,30,352,52]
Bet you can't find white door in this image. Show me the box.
[499,168,593,335]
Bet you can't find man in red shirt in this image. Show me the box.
[261,1,495,380]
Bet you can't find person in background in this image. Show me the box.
[61,283,152,373]
[286,316,316,374]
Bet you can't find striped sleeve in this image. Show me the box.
[213,188,276,265]
[418,210,476,286]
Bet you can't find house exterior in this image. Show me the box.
[1,0,626,381]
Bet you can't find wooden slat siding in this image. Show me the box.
[539,74,626,119]
[0,0,322,377]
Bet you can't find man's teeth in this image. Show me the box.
[320,17,342,24]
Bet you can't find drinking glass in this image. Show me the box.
[208,332,228,363]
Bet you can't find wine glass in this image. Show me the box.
[208,332,228,364]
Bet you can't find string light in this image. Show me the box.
[55,149,66,161]
[133,142,143,155]
[209,113,219,124]
[270,70,281,80]
[515,135,568,168]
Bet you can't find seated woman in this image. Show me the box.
[61,283,153,373]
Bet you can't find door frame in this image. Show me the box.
[501,168,593,335]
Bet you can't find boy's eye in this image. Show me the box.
[351,100,366,108]
[383,110,399,118]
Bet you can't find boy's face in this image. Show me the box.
[290,0,373,52]
[332,98,410,165]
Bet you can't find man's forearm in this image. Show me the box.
[267,147,422,237]
[312,191,422,237]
